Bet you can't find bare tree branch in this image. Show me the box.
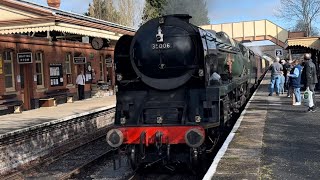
[276,0,320,36]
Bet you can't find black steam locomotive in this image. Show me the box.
[107,14,269,169]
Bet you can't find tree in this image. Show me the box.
[292,20,319,36]
[84,0,141,27]
[86,0,107,20]
[118,0,134,26]
[276,0,320,37]
[141,0,167,25]
[162,0,209,26]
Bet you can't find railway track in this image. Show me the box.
[3,135,115,180]
[3,96,249,180]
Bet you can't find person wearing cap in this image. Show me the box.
[269,57,283,96]
[304,53,318,112]
[288,60,302,105]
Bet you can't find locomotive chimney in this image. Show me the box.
[171,14,192,23]
[47,0,61,9]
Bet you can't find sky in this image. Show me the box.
[25,0,305,46]
[26,0,287,28]
[208,0,285,28]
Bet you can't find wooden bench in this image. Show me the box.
[40,88,73,107]
[0,94,23,115]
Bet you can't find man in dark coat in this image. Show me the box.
[283,60,292,92]
[304,53,318,112]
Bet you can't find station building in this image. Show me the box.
[0,0,135,113]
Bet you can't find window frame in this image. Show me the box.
[65,53,73,85]
[4,50,15,92]
[99,54,104,81]
[35,51,44,88]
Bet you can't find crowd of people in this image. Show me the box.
[269,53,318,112]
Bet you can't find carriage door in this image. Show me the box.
[18,52,34,110]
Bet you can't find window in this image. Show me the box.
[99,55,104,81]
[66,53,73,84]
[35,52,44,87]
[4,50,15,91]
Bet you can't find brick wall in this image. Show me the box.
[0,108,115,176]
[288,31,306,38]
[0,34,116,108]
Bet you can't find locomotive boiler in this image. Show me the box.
[106,14,268,170]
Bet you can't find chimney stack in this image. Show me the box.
[47,0,60,9]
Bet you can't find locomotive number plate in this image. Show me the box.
[151,43,172,50]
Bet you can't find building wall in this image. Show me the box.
[0,34,115,109]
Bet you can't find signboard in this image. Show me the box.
[17,52,33,64]
[105,57,112,64]
[73,57,87,64]
[105,57,113,67]
[291,49,307,54]
[275,49,283,57]
[290,49,307,60]
[106,63,113,67]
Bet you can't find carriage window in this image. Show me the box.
[4,50,15,91]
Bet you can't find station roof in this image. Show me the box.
[286,37,320,51]
[0,0,136,40]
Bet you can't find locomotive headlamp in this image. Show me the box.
[156,116,163,124]
[195,115,201,123]
[116,74,123,81]
[120,117,126,125]
[185,128,205,148]
[106,129,124,148]
[198,69,204,77]
[210,72,221,81]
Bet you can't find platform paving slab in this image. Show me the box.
[0,96,116,137]
[209,73,320,179]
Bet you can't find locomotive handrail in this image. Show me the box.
[216,41,240,54]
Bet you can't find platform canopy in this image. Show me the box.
[0,0,135,40]
[286,37,320,51]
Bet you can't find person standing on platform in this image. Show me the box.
[285,60,294,97]
[288,60,302,105]
[269,57,283,96]
[283,60,292,91]
[279,71,285,94]
[304,53,318,112]
[76,70,86,100]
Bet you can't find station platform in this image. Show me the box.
[0,96,116,137]
[0,96,116,176]
[204,73,320,179]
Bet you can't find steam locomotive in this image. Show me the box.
[106,14,269,169]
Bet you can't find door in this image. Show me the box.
[20,64,34,110]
